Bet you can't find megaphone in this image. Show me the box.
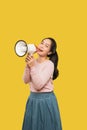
[14,40,37,57]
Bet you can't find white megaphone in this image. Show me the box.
[14,40,37,57]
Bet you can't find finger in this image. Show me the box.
[26,53,30,58]
[25,59,27,62]
[28,55,33,60]
[27,53,32,57]
[28,55,33,58]
[26,57,30,61]
[26,55,32,60]
[25,58,30,62]
[25,58,28,62]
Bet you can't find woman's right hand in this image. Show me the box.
[25,53,35,68]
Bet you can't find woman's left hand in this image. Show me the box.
[25,53,35,68]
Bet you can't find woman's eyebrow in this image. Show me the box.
[43,41,50,46]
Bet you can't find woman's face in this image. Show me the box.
[37,39,52,57]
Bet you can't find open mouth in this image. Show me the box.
[37,48,43,52]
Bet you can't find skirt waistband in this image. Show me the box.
[30,91,54,99]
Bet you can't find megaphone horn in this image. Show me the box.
[14,40,37,57]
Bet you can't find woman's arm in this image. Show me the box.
[30,61,54,90]
[23,53,34,84]
[22,65,31,84]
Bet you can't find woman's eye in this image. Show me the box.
[45,44,49,47]
[40,42,49,47]
[46,45,49,47]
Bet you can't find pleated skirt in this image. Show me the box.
[22,91,62,130]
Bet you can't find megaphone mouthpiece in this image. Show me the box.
[27,44,37,54]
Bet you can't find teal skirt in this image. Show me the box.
[22,91,62,130]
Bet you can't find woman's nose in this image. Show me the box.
[40,44,44,48]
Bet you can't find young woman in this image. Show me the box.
[22,37,62,130]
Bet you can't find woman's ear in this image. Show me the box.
[47,51,52,55]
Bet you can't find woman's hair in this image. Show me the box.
[43,37,59,80]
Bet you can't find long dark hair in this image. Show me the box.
[43,37,59,80]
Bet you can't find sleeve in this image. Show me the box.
[22,65,31,84]
[30,61,54,90]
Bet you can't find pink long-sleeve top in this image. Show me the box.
[23,60,54,92]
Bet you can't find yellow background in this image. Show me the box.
[0,0,87,130]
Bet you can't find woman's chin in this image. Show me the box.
[37,51,45,57]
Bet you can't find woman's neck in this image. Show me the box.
[37,56,48,63]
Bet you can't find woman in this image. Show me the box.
[22,37,62,130]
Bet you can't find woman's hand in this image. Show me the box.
[25,53,35,68]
